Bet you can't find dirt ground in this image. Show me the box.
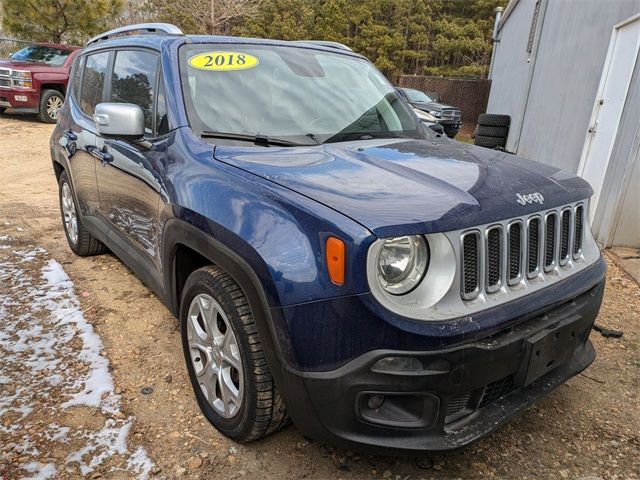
[0,113,639,480]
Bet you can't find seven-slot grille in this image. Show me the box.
[460,203,585,300]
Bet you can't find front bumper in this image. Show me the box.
[280,277,604,454]
[0,88,39,110]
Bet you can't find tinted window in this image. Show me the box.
[71,56,84,99]
[111,50,158,135]
[11,45,72,66]
[402,89,433,103]
[80,52,109,116]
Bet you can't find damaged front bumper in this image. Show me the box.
[279,273,605,454]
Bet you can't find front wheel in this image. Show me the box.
[0,107,6,114]
[180,266,289,442]
[39,89,64,123]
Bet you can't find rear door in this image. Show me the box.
[64,51,111,217]
[94,48,168,272]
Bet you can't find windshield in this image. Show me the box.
[11,45,72,66]
[403,89,433,103]
[180,44,423,145]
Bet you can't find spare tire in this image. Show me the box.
[477,113,510,127]
[475,135,506,149]
[477,125,509,138]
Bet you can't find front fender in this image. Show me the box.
[163,128,374,307]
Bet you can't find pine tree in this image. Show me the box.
[2,0,123,43]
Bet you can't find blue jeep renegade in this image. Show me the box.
[50,23,606,454]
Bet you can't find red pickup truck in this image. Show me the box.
[0,42,79,123]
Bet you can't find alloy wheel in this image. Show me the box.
[47,95,63,120]
[61,181,78,245]
[187,293,243,418]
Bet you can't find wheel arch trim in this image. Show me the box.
[161,218,298,377]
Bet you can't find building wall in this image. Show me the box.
[594,56,640,247]
[488,0,640,172]
[486,0,541,152]
[399,75,491,135]
[488,0,640,248]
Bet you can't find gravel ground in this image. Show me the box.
[0,114,639,479]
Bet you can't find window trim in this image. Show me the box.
[152,68,170,138]
[71,55,85,101]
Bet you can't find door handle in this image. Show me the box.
[88,145,114,166]
[62,129,77,156]
[63,129,78,141]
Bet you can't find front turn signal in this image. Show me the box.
[326,236,345,285]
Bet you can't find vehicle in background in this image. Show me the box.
[0,42,79,123]
[412,107,445,135]
[396,87,461,138]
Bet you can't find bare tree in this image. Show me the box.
[112,0,161,27]
[161,0,262,35]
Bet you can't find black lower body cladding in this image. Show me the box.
[279,279,605,455]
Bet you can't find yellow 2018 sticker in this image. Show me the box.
[188,51,259,71]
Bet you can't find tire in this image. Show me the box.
[180,266,289,442]
[476,125,509,138]
[38,89,64,123]
[477,113,510,127]
[0,107,5,114]
[444,129,458,139]
[475,134,506,149]
[58,170,107,256]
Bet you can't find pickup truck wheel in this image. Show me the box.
[181,266,289,442]
[58,170,107,256]
[0,107,5,114]
[39,89,64,123]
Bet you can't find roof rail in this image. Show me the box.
[299,40,353,52]
[86,23,183,46]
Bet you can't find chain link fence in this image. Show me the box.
[0,37,30,58]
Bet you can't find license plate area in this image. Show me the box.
[516,317,580,386]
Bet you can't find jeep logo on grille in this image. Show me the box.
[516,192,544,205]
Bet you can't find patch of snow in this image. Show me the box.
[0,240,154,478]
[21,461,57,480]
[66,419,131,476]
[41,260,116,412]
[125,446,155,480]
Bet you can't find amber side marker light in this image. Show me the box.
[326,236,346,285]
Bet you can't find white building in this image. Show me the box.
[488,0,640,249]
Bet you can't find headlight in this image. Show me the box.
[376,235,429,295]
[11,70,32,88]
[429,110,441,117]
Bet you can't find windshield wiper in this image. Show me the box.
[201,131,311,147]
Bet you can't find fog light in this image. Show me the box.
[371,356,423,373]
[14,95,27,102]
[367,394,385,410]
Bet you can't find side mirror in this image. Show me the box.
[94,103,144,138]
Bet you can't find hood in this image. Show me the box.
[411,101,456,113]
[0,58,65,72]
[213,138,592,237]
